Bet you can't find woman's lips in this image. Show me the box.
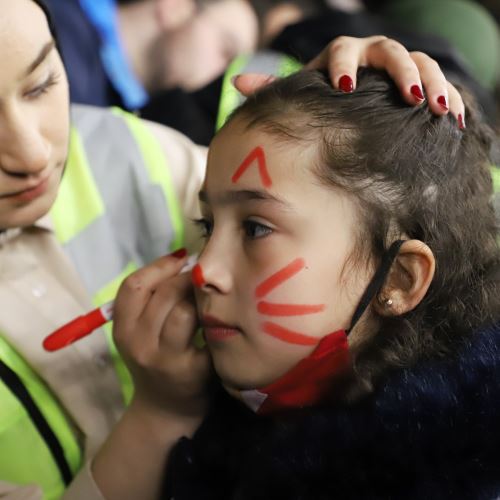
[2,173,52,202]
[202,315,240,342]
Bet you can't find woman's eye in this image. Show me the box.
[193,218,213,238]
[26,73,59,99]
[243,220,272,239]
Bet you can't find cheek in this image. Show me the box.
[248,258,337,345]
[45,84,70,156]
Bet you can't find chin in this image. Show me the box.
[5,190,57,229]
[213,359,278,391]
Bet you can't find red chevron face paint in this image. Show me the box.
[232,146,272,187]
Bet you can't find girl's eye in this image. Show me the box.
[243,220,272,239]
[193,218,213,238]
[26,73,60,99]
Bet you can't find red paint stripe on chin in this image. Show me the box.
[192,264,205,288]
[255,258,305,298]
[257,301,325,316]
[262,321,319,346]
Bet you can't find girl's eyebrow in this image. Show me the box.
[23,40,55,77]
[198,189,295,211]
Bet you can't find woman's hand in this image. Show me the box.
[113,251,211,419]
[234,35,465,127]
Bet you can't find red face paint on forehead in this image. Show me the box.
[192,264,206,288]
[231,146,272,188]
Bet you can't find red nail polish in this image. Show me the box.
[437,95,448,110]
[339,75,353,93]
[171,248,187,259]
[410,85,424,101]
[458,114,466,130]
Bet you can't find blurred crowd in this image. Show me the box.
[45,0,500,142]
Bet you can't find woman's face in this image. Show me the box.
[194,118,372,390]
[0,0,69,229]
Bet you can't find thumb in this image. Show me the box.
[233,73,278,97]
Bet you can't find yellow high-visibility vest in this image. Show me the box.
[0,105,184,500]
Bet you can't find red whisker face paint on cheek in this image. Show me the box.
[261,321,319,346]
[255,258,305,299]
[192,264,206,288]
[231,146,272,188]
[257,301,325,316]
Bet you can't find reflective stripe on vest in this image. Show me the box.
[51,105,185,404]
[216,51,302,131]
[0,336,81,500]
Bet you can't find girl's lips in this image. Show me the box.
[202,315,240,342]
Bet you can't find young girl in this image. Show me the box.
[97,69,500,500]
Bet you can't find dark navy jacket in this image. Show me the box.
[164,324,500,499]
[44,0,124,108]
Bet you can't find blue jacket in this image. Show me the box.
[44,0,147,109]
[165,323,500,499]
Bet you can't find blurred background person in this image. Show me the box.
[45,0,499,144]
[44,0,258,109]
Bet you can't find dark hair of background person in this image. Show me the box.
[228,68,500,400]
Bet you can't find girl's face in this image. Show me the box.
[195,118,371,390]
[0,0,70,229]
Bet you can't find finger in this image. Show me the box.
[160,298,199,352]
[365,38,424,106]
[114,250,188,327]
[136,273,194,348]
[410,51,450,115]
[447,81,466,129]
[304,36,387,91]
[233,73,277,96]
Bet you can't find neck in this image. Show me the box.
[116,1,160,91]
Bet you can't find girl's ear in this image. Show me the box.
[155,0,197,31]
[374,240,435,317]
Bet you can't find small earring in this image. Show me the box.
[378,296,393,307]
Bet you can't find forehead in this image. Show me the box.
[206,119,318,193]
[0,0,52,66]
[198,0,258,50]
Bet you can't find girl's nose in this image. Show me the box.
[192,248,234,295]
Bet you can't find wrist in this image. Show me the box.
[127,396,205,441]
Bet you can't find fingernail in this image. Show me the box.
[410,85,425,102]
[171,248,187,259]
[437,95,448,111]
[458,113,466,130]
[230,75,241,86]
[339,75,353,93]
